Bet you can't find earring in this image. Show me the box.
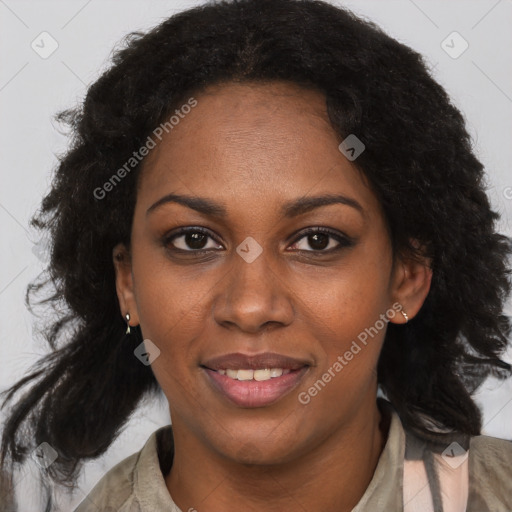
[125,313,131,334]
[401,310,409,323]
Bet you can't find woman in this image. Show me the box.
[1,0,511,510]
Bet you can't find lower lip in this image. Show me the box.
[203,367,309,408]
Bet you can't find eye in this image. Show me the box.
[288,227,354,253]
[162,226,354,256]
[163,227,223,253]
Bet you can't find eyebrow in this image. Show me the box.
[146,193,364,218]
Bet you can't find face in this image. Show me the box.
[114,81,431,465]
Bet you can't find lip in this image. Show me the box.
[202,352,310,371]
[201,352,311,408]
[203,366,309,408]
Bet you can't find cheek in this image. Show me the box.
[303,246,392,370]
[296,278,389,423]
[133,245,214,336]
[309,291,387,382]
[130,256,213,386]
[313,257,391,328]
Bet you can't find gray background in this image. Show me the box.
[1,0,511,509]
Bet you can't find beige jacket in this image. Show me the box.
[74,399,512,511]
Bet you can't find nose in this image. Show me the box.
[213,243,294,334]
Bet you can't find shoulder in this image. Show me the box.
[73,428,167,512]
[469,432,512,477]
[73,450,141,511]
[468,432,512,510]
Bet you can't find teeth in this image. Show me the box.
[237,369,254,381]
[254,369,271,381]
[218,368,292,381]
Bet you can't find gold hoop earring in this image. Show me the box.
[401,310,409,323]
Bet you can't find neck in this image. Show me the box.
[166,398,388,512]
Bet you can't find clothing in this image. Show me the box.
[74,399,512,511]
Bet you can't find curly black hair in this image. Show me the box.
[2,0,511,504]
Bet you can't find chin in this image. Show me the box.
[213,433,305,467]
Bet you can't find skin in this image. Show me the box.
[113,81,432,512]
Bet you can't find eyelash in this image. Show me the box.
[162,226,355,256]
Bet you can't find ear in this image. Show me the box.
[112,243,140,328]
[388,240,433,324]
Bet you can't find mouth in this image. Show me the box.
[213,367,294,381]
[201,352,311,408]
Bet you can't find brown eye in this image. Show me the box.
[289,227,354,253]
[305,232,330,250]
[163,227,223,252]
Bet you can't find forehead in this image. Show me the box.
[136,81,378,218]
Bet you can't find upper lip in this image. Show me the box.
[202,352,310,371]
